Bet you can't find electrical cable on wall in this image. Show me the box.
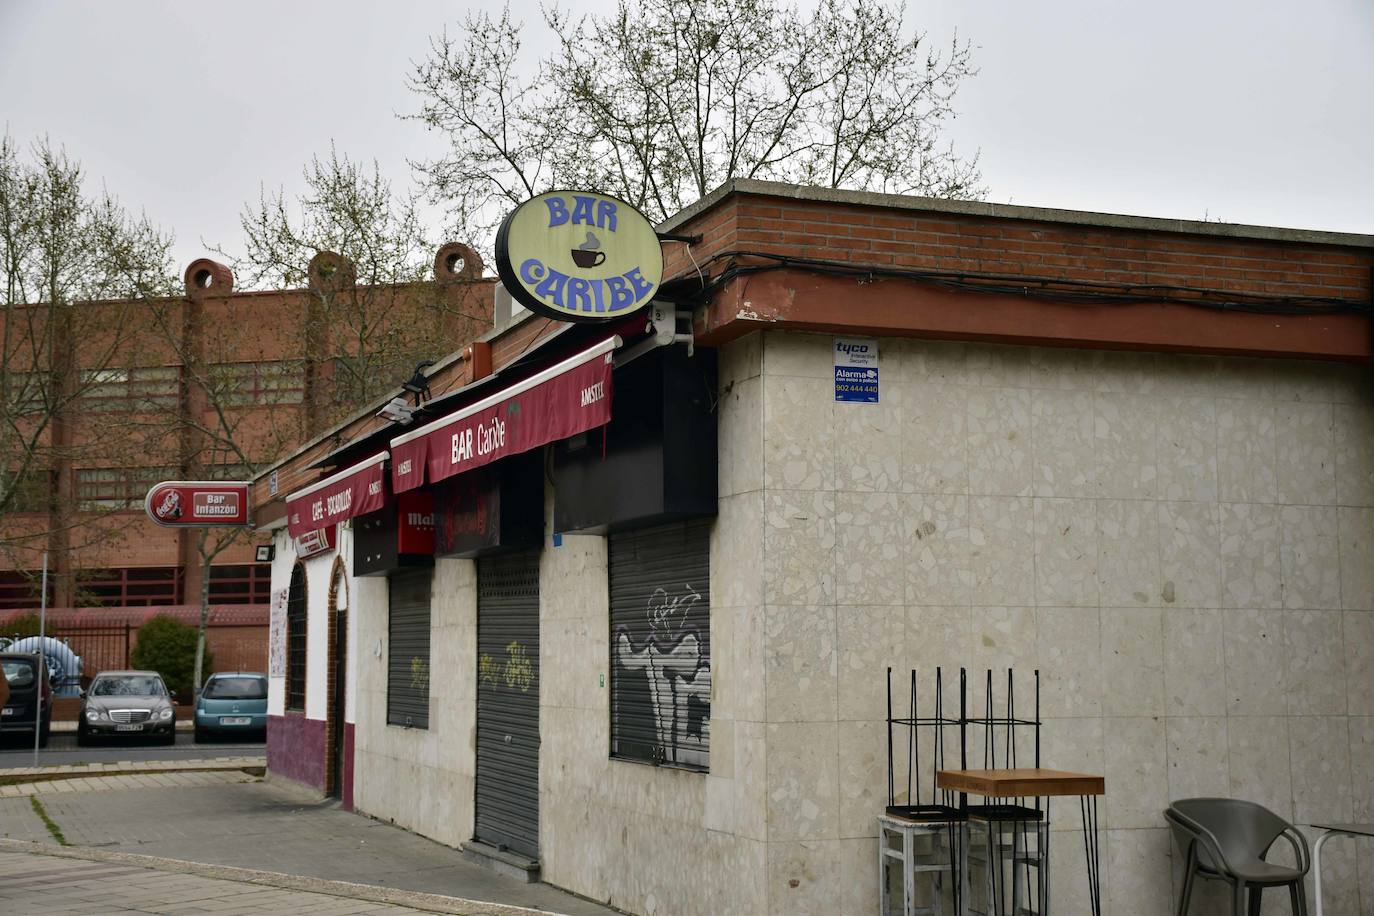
[681,250,1373,317]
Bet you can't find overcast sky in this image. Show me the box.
[2,0,1371,273]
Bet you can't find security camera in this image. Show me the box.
[377,396,415,425]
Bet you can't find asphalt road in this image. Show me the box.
[0,730,263,766]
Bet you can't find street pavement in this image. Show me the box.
[0,772,616,915]
[0,731,264,767]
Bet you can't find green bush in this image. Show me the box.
[130,615,211,699]
[1,613,42,640]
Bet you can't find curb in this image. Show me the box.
[0,757,265,786]
[0,838,559,916]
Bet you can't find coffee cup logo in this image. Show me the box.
[571,232,606,268]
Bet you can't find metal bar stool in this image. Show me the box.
[961,669,1049,916]
[880,667,966,915]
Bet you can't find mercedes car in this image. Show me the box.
[78,670,176,745]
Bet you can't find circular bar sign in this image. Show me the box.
[495,191,663,323]
[144,481,251,527]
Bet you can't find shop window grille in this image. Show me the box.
[386,567,431,729]
[608,518,712,771]
[286,564,307,711]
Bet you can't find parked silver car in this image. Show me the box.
[78,670,176,745]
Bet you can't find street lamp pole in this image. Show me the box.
[32,552,47,767]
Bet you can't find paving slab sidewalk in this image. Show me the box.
[0,776,616,916]
[0,844,549,915]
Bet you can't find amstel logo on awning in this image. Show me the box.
[495,191,664,323]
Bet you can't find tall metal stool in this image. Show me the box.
[880,667,966,915]
[961,669,1049,916]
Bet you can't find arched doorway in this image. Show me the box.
[326,558,349,802]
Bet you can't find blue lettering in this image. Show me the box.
[545,197,569,227]
[565,277,592,312]
[625,266,654,303]
[535,266,570,308]
[520,258,546,286]
[596,199,618,232]
[591,277,607,312]
[605,275,634,311]
[571,195,595,226]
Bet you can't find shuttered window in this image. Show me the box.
[387,567,431,728]
[286,563,307,711]
[609,519,712,771]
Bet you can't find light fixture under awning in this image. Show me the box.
[390,336,620,494]
[285,451,389,538]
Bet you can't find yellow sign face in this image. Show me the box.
[495,191,664,322]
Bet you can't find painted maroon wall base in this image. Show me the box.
[267,713,326,791]
[342,722,355,811]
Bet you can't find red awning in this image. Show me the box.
[390,336,619,494]
[285,451,389,538]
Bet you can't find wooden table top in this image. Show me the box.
[937,768,1105,797]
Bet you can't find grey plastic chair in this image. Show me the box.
[1165,797,1310,916]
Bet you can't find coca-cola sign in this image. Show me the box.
[144,481,251,527]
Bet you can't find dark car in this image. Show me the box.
[78,670,176,745]
[194,672,267,742]
[1,652,53,747]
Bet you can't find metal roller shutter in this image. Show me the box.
[387,568,431,728]
[475,550,540,858]
[609,518,712,770]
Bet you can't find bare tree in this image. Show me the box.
[409,0,982,248]
[214,147,483,417]
[0,135,175,577]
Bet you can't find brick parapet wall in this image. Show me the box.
[727,196,1370,300]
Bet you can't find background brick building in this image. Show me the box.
[1,243,494,671]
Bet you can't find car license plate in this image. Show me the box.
[115,723,143,732]
[220,716,251,726]
[1,707,13,716]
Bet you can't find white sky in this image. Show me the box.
[2,0,1371,274]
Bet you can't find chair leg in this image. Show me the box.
[1177,853,1196,916]
[1291,879,1309,916]
[1233,881,1247,916]
[1248,885,1261,916]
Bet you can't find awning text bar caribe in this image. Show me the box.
[389,336,620,494]
[285,451,389,538]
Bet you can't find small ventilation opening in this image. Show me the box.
[193,269,214,289]
[445,252,465,275]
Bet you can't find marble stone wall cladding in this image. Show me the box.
[532,423,771,916]
[753,331,1374,912]
[352,557,478,850]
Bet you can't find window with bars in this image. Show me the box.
[3,466,54,513]
[79,366,180,412]
[0,570,54,611]
[208,564,272,605]
[286,563,307,711]
[4,371,49,415]
[209,361,305,407]
[75,466,179,510]
[74,567,182,606]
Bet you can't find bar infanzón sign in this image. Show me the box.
[144,481,251,527]
[495,191,663,322]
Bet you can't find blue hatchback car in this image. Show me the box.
[193,672,268,742]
